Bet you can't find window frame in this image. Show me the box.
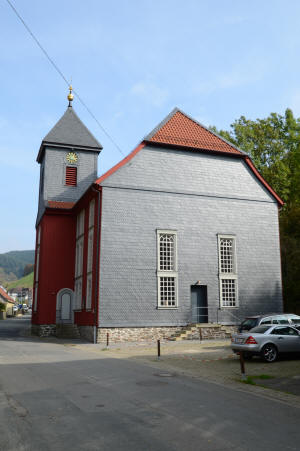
[86,273,93,311]
[74,277,82,311]
[74,210,85,311]
[218,234,238,308]
[156,230,178,309]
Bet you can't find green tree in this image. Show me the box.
[212,109,300,311]
[23,263,34,277]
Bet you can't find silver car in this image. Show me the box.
[231,324,300,362]
[238,313,300,332]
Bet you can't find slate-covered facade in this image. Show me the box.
[32,99,284,342]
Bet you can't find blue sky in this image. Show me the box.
[1,0,300,253]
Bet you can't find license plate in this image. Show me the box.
[235,338,244,344]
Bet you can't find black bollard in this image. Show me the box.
[239,352,246,380]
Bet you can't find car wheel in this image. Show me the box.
[261,344,278,363]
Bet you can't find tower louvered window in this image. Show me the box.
[65,166,77,186]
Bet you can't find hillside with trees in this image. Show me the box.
[5,271,34,290]
[0,250,35,284]
[211,108,300,313]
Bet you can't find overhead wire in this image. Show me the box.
[5,0,125,156]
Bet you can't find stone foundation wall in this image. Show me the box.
[78,325,95,342]
[31,324,56,337]
[96,326,183,343]
[188,325,238,340]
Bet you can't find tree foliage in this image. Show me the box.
[212,109,300,312]
[23,263,34,277]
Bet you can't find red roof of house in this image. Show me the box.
[0,287,15,303]
[47,201,75,209]
[145,108,242,155]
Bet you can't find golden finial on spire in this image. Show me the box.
[67,85,74,106]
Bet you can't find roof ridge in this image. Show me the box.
[37,107,102,162]
[42,107,102,148]
[145,107,246,156]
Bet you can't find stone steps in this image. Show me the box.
[56,324,81,339]
[169,323,233,341]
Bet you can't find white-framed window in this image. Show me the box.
[218,235,238,307]
[74,210,85,311]
[84,199,95,310]
[157,230,178,308]
[74,277,82,310]
[76,209,85,238]
[86,274,93,310]
[75,236,84,278]
[87,228,94,273]
[89,199,95,228]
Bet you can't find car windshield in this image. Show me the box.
[240,318,258,329]
[290,317,300,324]
[248,325,271,334]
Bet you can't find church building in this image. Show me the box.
[31,89,284,342]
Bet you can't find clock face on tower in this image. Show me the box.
[66,152,78,164]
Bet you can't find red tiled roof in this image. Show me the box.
[93,108,283,207]
[147,110,242,155]
[47,201,75,209]
[0,287,15,303]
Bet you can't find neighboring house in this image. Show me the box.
[0,286,15,317]
[8,290,18,301]
[31,92,284,342]
[8,288,31,302]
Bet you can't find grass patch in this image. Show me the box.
[256,374,274,380]
[5,271,34,290]
[242,376,256,385]
[240,374,274,385]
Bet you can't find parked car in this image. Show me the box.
[231,324,300,362]
[238,313,300,332]
[13,305,18,312]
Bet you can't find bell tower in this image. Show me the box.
[36,87,102,223]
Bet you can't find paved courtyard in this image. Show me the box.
[0,317,300,451]
[73,338,300,401]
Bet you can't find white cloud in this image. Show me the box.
[130,81,169,107]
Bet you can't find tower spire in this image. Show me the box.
[67,85,74,107]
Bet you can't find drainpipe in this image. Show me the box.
[92,185,101,344]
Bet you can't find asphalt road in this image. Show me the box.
[0,314,30,338]
[0,317,300,451]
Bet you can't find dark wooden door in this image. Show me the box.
[191,286,208,323]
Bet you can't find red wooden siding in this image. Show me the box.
[32,213,76,325]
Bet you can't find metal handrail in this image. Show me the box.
[191,305,242,324]
[217,308,242,324]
